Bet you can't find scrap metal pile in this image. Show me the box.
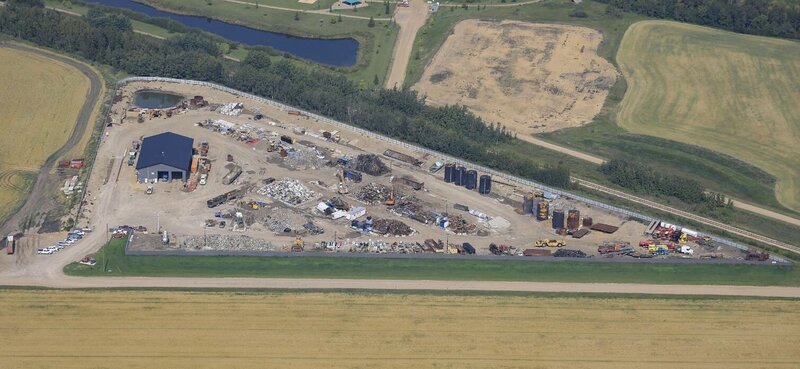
[356,183,403,205]
[257,178,314,205]
[553,249,588,258]
[284,147,324,170]
[348,240,421,253]
[264,209,312,234]
[391,201,440,225]
[372,218,414,236]
[447,214,477,234]
[180,234,275,251]
[351,154,390,176]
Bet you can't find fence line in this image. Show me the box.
[116,77,785,262]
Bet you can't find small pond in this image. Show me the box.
[133,90,185,109]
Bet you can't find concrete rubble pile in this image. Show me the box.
[372,218,414,236]
[553,249,588,258]
[257,178,314,205]
[447,215,477,234]
[180,234,275,251]
[352,154,390,176]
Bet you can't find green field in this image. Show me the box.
[616,20,800,212]
[64,238,800,286]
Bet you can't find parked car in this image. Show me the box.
[37,249,53,254]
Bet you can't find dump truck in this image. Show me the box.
[535,239,565,248]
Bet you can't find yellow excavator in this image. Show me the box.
[535,239,566,248]
[292,236,304,252]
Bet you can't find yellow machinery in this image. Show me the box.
[292,236,304,252]
[535,239,565,248]
[336,169,349,195]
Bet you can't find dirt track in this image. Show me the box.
[0,43,103,237]
[384,0,428,88]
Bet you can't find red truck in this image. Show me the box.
[6,235,14,255]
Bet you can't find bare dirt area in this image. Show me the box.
[414,20,618,135]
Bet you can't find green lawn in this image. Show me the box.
[64,238,800,286]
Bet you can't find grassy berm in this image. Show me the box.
[65,239,800,286]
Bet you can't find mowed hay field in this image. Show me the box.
[0,47,89,224]
[414,20,617,136]
[2,290,800,368]
[617,20,800,212]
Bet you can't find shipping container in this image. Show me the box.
[582,217,593,227]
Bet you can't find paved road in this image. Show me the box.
[0,43,103,237]
[385,0,429,88]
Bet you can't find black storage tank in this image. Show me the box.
[552,209,565,229]
[453,166,466,186]
[464,170,478,189]
[478,175,492,194]
[443,164,455,183]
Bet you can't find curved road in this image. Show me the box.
[0,43,103,237]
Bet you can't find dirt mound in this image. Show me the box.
[414,20,618,135]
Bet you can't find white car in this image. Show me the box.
[38,249,53,254]
[47,246,59,252]
[199,174,208,186]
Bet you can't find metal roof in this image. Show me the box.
[135,132,194,171]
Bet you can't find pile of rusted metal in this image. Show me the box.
[356,183,392,205]
[447,215,477,234]
[372,218,413,236]
[352,154,390,176]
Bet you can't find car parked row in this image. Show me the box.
[37,229,90,255]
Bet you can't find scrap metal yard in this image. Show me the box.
[57,78,774,264]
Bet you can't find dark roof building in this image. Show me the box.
[136,132,194,183]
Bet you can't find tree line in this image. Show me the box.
[0,1,572,188]
[599,0,800,40]
[600,158,729,210]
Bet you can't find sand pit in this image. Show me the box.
[415,20,618,135]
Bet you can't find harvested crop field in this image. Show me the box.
[0,46,90,225]
[2,289,800,368]
[414,20,617,135]
[617,20,800,212]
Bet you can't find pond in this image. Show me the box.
[133,90,185,109]
[82,0,359,67]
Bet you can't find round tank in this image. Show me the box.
[478,175,492,194]
[522,193,536,214]
[453,166,466,186]
[465,170,478,189]
[552,209,565,229]
[536,200,549,221]
[567,209,580,231]
[443,164,454,183]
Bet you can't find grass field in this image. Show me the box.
[1,289,798,368]
[0,47,90,226]
[64,238,800,286]
[616,20,800,212]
